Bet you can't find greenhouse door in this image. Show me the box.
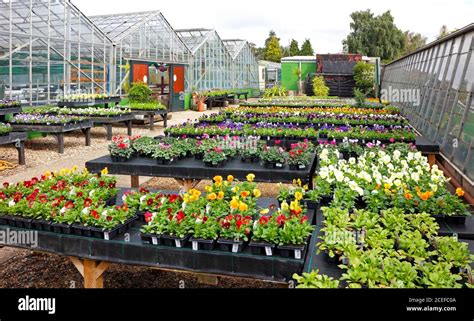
[170,65,185,112]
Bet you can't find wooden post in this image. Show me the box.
[105,124,113,141]
[163,112,168,128]
[15,141,26,165]
[69,257,110,289]
[197,274,219,286]
[427,154,436,167]
[57,133,64,154]
[126,120,132,136]
[148,113,154,130]
[131,175,140,188]
[175,178,200,192]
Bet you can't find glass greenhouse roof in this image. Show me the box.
[175,29,215,54]
[222,39,247,60]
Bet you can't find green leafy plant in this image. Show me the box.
[312,76,329,97]
[193,215,219,240]
[0,123,12,136]
[252,215,280,244]
[292,269,340,288]
[433,237,474,268]
[260,145,287,164]
[202,147,227,165]
[353,61,375,96]
[128,82,152,102]
[418,262,463,288]
[263,86,288,98]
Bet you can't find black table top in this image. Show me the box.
[415,136,440,153]
[10,121,93,133]
[0,107,22,116]
[86,153,317,185]
[0,131,27,145]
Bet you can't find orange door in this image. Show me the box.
[173,65,185,93]
[133,63,149,83]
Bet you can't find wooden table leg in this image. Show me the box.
[427,154,436,167]
[81,128,91,146]
[56,133,64,154]
[131,175,139,188]
[105,124,113,140]
[163,113,168,128]
[15,140,26,165]
[126,120,132,136]
[70,257,110,289]
[149,113,154,131]
[174,178,200,192]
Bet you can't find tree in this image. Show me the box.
[402,31,427,56]
[281,45,291,58]
[312,76,329,97]
[264,31,283,62]
[289,39,300,56]
[300,39,314,56]
[353,61,374,95]
[342,9,405,62]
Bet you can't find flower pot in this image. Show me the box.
[141,233,162,245]
[31,219,45,230]
[2,215,16,226]
[204,160,225,168]
[161,234,191,248]
[118,216,138,234]
[217,237,244,253]
[264,161,284,169]
[72,224,85,236]
[324,251,341,264]
[303,199,318,210]
[194,153,204,160]
[276,242,307,259]
[240,156,253,163]
[90,227,118,240]
[0,215,6,225]
[111,155,131,162]
[444,215,467,225]
[248,240,276,256]
[289,164,307,171]
[106,197,116,206]
[190,237,216,251]
[51,223,72,234]
[197,102,205,112]
[320,195,333,206]
[156,158,175,165]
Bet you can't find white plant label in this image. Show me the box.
[232,244,239,253]
[192,241,198,251]
[276,163,283,168]
[175,240,182,248]
[295,250,302,259]
[299,165,306,169]
[103,232,109,241]
[265,246,273,256]
[152,237,158,245]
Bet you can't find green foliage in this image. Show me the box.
[263,86,288,98]
[0,123,12,136]
[402,31,427,56]
[128,102,166,110]
[312,76,329,97]
[293,270,340,288]
[300,39,314,56]
[289,39,300,56]
[353,88,366,108]
[353,61,374,95]
[264,31,282,62]
[342,10,405,61]
[128,82,152,103]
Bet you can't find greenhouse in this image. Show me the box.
[223,39,259,90]
[0,0,115,104]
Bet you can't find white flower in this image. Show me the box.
[349,157,356,164]
[393,150,401,159]
[8,200,15,207]
[334,170,344,183]
[394,179,402,187]
[140,195,147,203]
[89,189,95,197]
[82,207,89,214]
[368,152,375,159]
[122,195,127,202]
[60,207,67,214]
[349,180,359,191]
[411,172,420,182]
[356,187,364,196]
[101,209,108,217]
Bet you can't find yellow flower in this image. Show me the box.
[83,168,89,174]
[456,188,464,197]
[383,183,391,190]
[44,171,51,178]
[227,175,234,182]
[232,186,240,193]
[101,167,109,176]
[230,198,239,210]
[246,173,255,182]
[240,191,250,198]
[253,189,262,198]
[190,189,201,197]
[260,209,269,215]
[217,191,224,200]
[207,193,217,201]
[239,202,248,212]
[294,191,303,201]
[213,176,223,184]
[205,185,213,193]
[281,201,289,211]
[183,194,190,203]
[303,184,309,191]
[72,166,78,172]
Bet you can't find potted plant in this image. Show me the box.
[248,215,278,256]
[260,145,287,169]
[196,92,206,112]
[152,142,180,165]
[189,215,220,251]
[276,212,314,259]
[203,147,227,167]
[161,210,193,248]
[292,269,340,288]
[287,144,311,170]
[108,136,134,162]
[217,214,252,253]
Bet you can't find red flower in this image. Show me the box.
[276,214,286,226]
[117,142,127,149]
[13,192,22,203]
[300,216,308,224]
[91,210,99,219]
[147,198,154,206]
[99,181,105,187]
[169,194,179,203]
[222,221,231,229]
[109,182,116,189]
[203,216,208,222]
[38,194,47,203]
[52,198,61,207]
[258,216,269,225]
[23,180,32,188]
[83,198,92,207]
[77,191,84,198]
[275,140,281,145]
[236,220,243,230]
[3,182,9,188]
[31,177,39,184]
[168,208,173,215]
[106,216,113,221]
[65,201,74,209]
[139,187,149,194]
[244,228,251,235]
[0,192,6,200]
[176,211,185,224]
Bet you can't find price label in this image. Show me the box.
[295,250,302,259]
[265,246,273,256]
[103,232,109,241]
[175,240,182,248]
[299,165,306,169]
[152,237,158,245]
[276,163,283,168]
[232,244,239,253]
[192,241,198,251]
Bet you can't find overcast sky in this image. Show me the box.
[74,0,473,53]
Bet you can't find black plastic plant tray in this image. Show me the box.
[248,240,276,256]
[437,216,474,240]
[189,237,216,251]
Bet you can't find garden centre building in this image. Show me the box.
[0,0,259,110]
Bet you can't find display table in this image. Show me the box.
[89,114,135,140]
[10,121,92,153]
[86,153,318,190]
[131,110,168,130]
[415,136,440,166]
[0,132,26,164]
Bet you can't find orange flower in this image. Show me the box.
[420,192,431,201]
[240,191,250,198]
[404,192,413,200]
[375,184,381,190]
[456,188,465,197]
